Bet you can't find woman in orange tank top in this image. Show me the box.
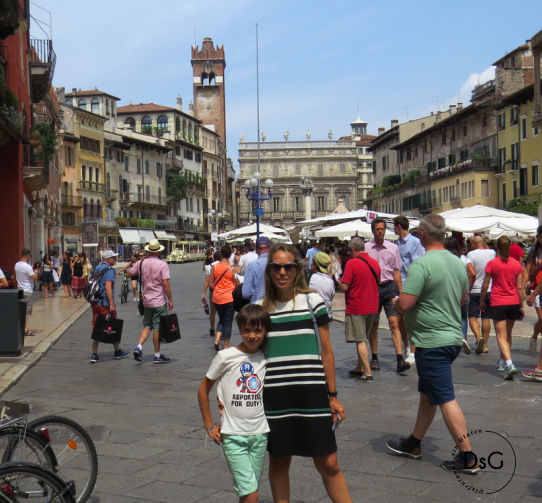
[209,244,238,351]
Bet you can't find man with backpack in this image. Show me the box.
[89,250,129,363]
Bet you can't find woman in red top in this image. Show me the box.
[480,236,524,380]
[209,244,238,351]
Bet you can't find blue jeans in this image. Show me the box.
[214,302,235,340]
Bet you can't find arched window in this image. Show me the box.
[88,167,93,182]
[78,99,87,109]
[118,175,123,192]
[82,165,86,181]
[96,200,102,218]
[188,122,193,140]
[141,116,152,133]
[182,120,187,136]
[95,167,99,183]
[63,181,69,197]
[201,72,208,85]
[124,117,135,130]
[209,72,215,85]
[157,115,168,131]
[91,98,99,114]
[106,172,111,190]
[145,185,150,202]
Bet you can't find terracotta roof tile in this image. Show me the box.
[117,103,177,113]
[65,89,120,100]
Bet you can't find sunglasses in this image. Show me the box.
[269,262,298,273]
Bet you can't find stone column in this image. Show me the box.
[301,177,314,221]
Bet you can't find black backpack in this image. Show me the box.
[84,266,112,304]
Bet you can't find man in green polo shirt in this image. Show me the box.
[385,214,478,474]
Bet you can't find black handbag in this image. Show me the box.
[233,284,250,312]
[91,315,123,344]
[159,312,181,343]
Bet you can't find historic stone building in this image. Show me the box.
[191,37,232,228]
[238,120,371,227]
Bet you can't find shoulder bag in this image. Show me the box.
[355,256,379,286]
[138,259,145,315]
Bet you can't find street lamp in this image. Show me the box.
[245,174,273,239]
[207,209,224,238]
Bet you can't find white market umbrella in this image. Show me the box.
[315,219,396,241]
[440,204,538,236]
[225,232,292,244]
[221,223,289,240]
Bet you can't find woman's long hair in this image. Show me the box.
[444,237,461,258]
[496,236,510,261]
[526,225,542,266]
[261,243,313,313]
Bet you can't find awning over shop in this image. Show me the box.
[138,229,156,244]
[154,231,177,241]
[119,228,141,244]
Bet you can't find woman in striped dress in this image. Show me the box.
[260,244,351,503]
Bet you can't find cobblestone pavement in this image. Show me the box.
[1,262,541,502]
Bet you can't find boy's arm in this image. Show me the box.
[197,377,221,444]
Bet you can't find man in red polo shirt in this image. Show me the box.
[340,237,381,382]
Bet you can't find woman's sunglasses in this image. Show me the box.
[269,262,298,273]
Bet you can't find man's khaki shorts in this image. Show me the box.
[345,313,377,343]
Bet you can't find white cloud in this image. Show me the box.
[456,66,496,104]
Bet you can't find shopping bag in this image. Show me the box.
[91,316,123,344]
[159,312,181,343]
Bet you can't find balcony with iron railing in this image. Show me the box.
[78,181,105,193]
[104,188,117,200]
[154,219,177,230]
[82,217,118,228]
[131,194,167,207]
[166,152,183,172]
[61,195,83,207]
[29,39,56,102]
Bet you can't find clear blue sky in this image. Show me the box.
[35,0,541,170]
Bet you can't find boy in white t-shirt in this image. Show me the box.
[198,304,270,503]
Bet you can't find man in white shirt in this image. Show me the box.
[467,236,496,354]
[238,239,258,276]
[0,268,8,289]
[14,249,38,336]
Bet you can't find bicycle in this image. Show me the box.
[0,461,76,502]
[119,274,129,304]
[0,405,97,503]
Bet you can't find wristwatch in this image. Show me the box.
[327,390,338,398]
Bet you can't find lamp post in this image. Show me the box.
[207,209,223,241]
[244,174,273,239]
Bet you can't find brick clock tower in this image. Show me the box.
[191,38,226,145]
[191,37,228,219]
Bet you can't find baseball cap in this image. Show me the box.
[313,252,331,273]
[256,236,271,248]
[102,250,118,259]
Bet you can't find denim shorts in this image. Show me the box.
[222,433,268,497]
[415,345,461,406]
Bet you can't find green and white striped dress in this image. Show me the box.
[262,292,336,457]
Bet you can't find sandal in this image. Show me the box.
[214,341,221,351]
[24,330,36,337]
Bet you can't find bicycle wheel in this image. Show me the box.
[27,416,98,503]
[0,461,76,502]
[0,426,56,470]
[120,279,128,304]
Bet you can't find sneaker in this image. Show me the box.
[89,353,99,363]
[396,359,410,373]
[133,347,143,362]
[483,345,489,353]
[153,354,171,364]
[348,369,364,378]
[475,338,485,355]
[441,452,479,474]
[495,359,506,372]
[355,375,374,383]
[405,352,416,365]
[503,363,518,381]
[133,297,138,303]
[370,360,380,371]
[386,438,421,459]
[521,367,542,381]
[114,349,129,360]
[529,337,538,354]
[462,339,472,355]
